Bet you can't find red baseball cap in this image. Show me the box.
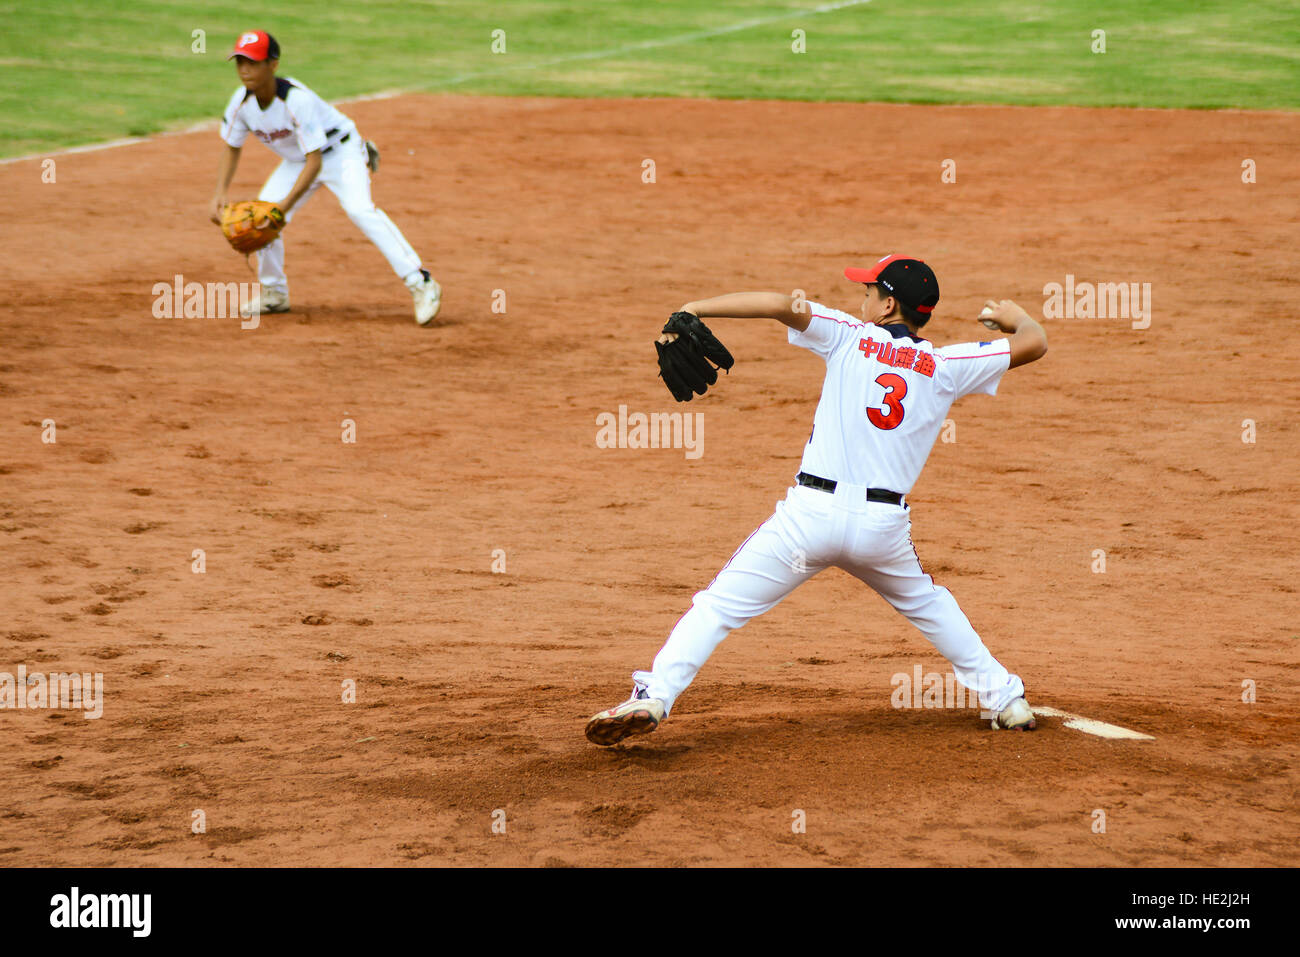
[227,30,280,62]
[845,254,940,314]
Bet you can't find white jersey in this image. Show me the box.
[788,302,1011,494]
[220,77,354,163]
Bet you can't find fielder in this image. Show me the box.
[586,255,1048,746]
[208,30,441,324]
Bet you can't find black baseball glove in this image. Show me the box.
[655,312,735,402]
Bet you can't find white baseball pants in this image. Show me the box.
[255,135,422,294]
[633,483,1025,716]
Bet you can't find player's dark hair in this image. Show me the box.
[872,284,930,328]
[898,301,929,328]
[266,33,280,60]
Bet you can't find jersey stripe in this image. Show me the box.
[942,350,1011,360]
[810,311,864,328]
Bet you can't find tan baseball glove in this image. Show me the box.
[219,200,285,254]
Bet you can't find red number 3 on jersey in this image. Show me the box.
[867,372,907,430]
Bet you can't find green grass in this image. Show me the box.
[3,0,1298,157]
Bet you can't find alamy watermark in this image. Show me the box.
[1043,275,1151,329]
[891,665,995,720]
[596,404,703,459]
[152,275,262,329]
[1,666,103,719]
[50,887,150,937]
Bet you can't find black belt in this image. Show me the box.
[321,130,351,155]
[797,471,904,506]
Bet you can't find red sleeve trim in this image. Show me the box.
[942,350,1011,360]
[809,311,865,328]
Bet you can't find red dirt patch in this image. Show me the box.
[0,95,1296,866]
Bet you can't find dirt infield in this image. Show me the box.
[2,94,1297,866]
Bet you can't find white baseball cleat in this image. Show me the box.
[240,288,290,318]
[409,269,442,325]
[585,691,666,746]
[992,696,1037,731]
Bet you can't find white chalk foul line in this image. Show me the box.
[0,0,873,166]
[425,0,874,88]
[0,120,215,167]
[1034,705,1154,741]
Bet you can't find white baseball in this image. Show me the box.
[980,306,999,329]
